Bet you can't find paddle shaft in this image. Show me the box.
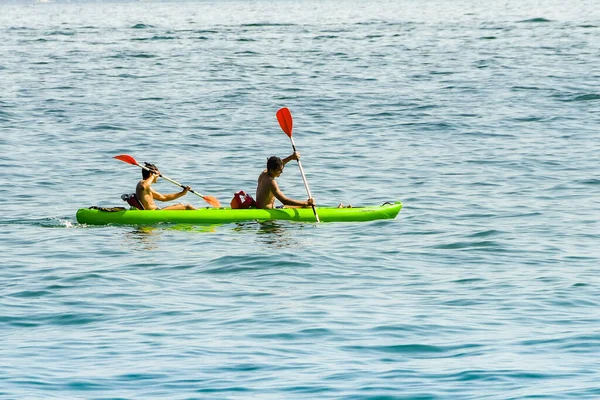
[138,163,206,200]
[289,137,320,223]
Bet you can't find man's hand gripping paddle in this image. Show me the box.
[113,154,221,208]
[276,107,320,223]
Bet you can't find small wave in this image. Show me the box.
[433,240,504,251]
[51,85,75,90]
[45,108,66,116]
[131,23,155,29]
[518,18,552,23]
[314,35,339,40]
[364,111,396,117]
[219,363,271,373]
[456,369,557,381]
[108,53,156,59]
[2,312,103,328]
[298,327,334,337]
[444,299,486,306]
[203,254,310,274]
[480,36,497,40]
[249,328,334,340]
[117,373,168,381]
[51,312,102,326]
[355,21,384,26]
[8,290,52,298]
[0,110,13,121]
[577,178,600,185]
[512,116,543,122]
[462,131,516,138]
[132,35,178,41]
[571,94,600,102]
[554,92,600,102]
[47,30,75,36]
[510,86,542,90]
[116,73,139,78]
[522,334,600,352]
[47,218,74,228]
[346,343,445,354]
[466,229,502,238]
[241,23,295,27]
[344,343,483,357]
[453,278,486,284]
[90,124,127,132]
[128,53,156,59]
[1,217,74,228]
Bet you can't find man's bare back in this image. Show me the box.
[255,170,279,209]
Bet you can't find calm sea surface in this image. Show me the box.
[1,0,599,398]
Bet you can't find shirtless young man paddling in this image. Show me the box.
[136,163,196,210]
[255,152,315,209]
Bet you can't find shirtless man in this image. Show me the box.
[136,163,196,210]
[255,152,315,209]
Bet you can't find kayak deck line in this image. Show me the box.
[76,201,402,225]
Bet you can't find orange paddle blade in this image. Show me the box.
[114,154,139,166]
[276,107,293,137]
[203,195,221,208]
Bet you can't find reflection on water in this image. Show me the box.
[119,221,303,250]
[121,224,220,250]
[166,224,218,233]
[234,220,304,248]
[122,226,162,251]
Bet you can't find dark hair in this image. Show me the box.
[142,162,159,179]
[267,156,283,172]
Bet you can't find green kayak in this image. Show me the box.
[76,202,402,225]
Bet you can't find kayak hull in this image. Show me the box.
[76,202,402,225]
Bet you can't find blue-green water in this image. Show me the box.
[1,0,599,398]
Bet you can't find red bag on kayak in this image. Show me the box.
[230,191,257,209]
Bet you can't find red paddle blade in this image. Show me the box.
[114,154,139,166]
[203,195,221,208]
[276,107,293,137]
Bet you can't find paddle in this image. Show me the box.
[113,154,221,208]
[276,107,320,223]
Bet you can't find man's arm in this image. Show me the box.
[139,175,155,189]
[271,180,311,207]
[282,152,299,166]
[151,186,190,202]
